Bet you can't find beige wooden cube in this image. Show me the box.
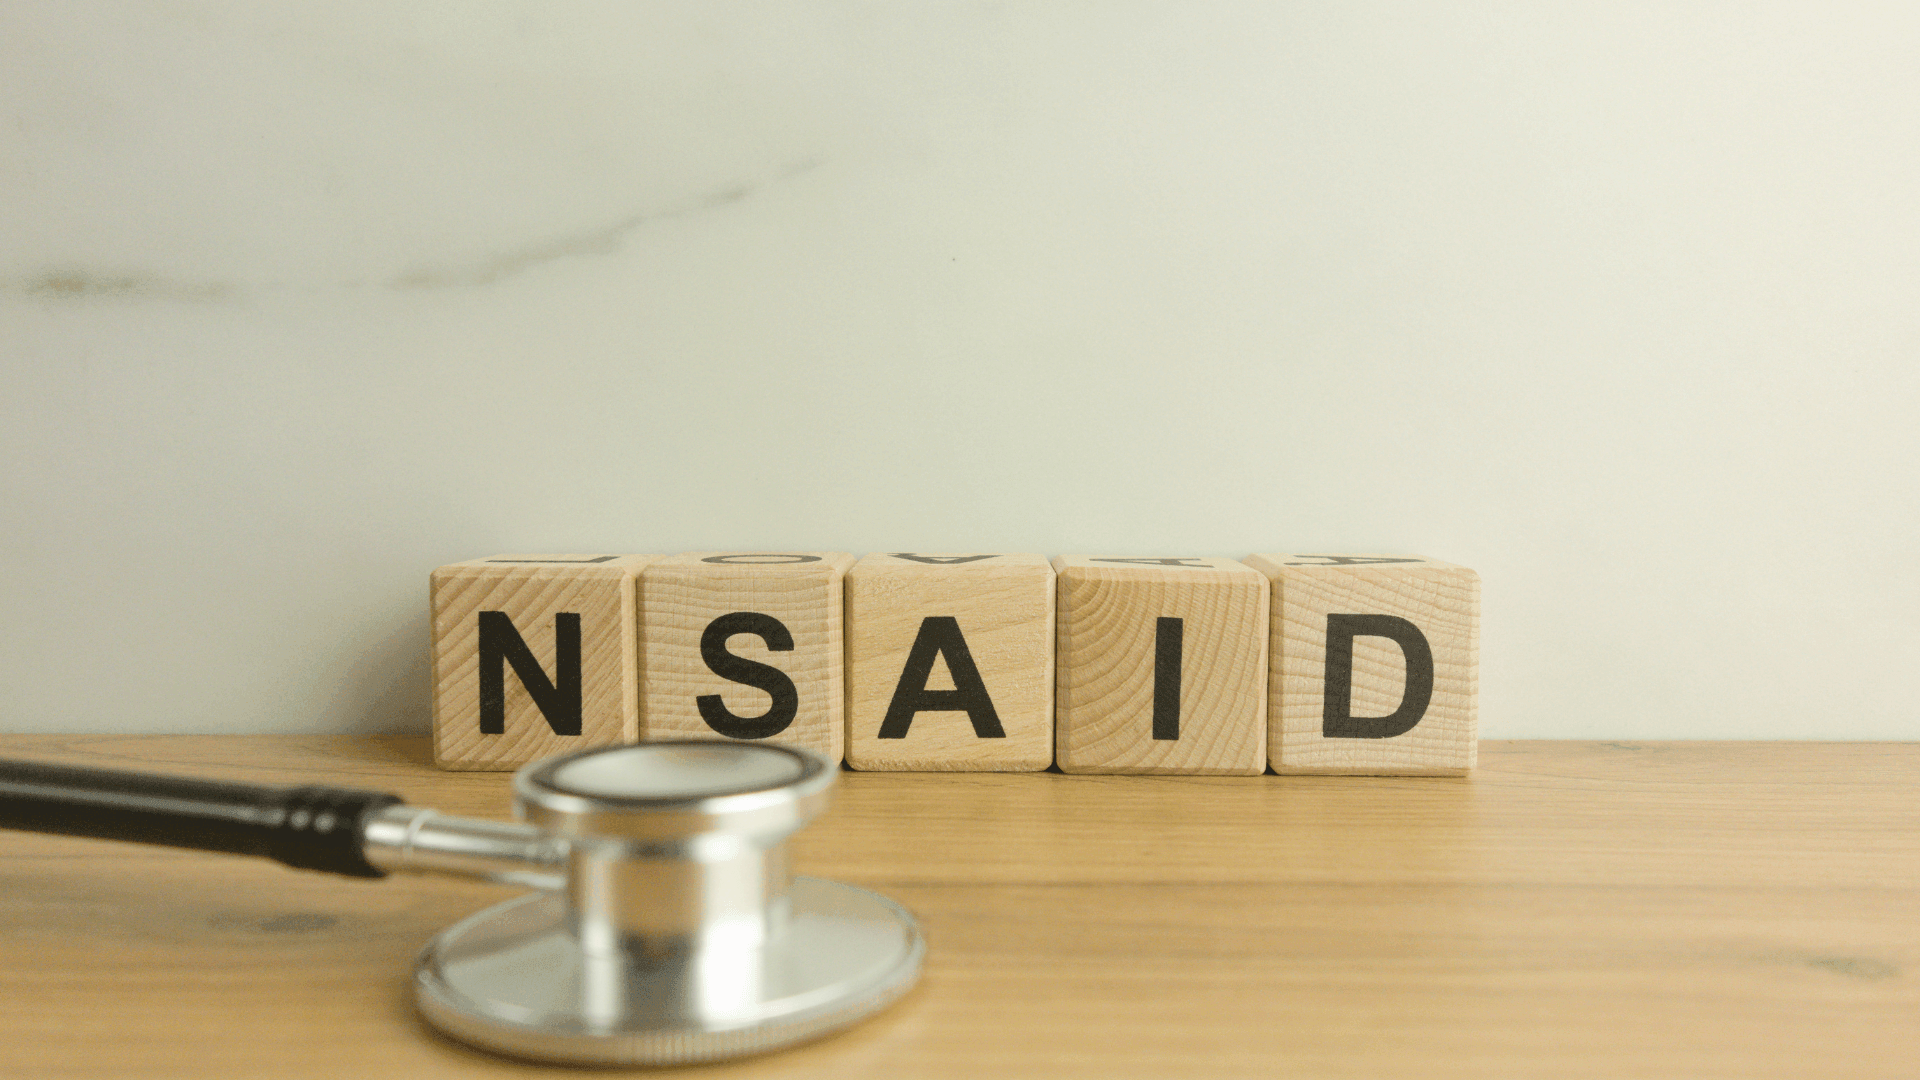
[430,554,657,771]
[1053,556,1268,775]
[845,553,1055,772]
[1244,554,1480,775]
[640,552,855,761]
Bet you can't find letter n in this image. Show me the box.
[477,611,582,735]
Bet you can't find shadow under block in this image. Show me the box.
[640,552,855,762]
[1053,556,1268,775]
[430,554,658,771]
[844,553,1056,772]
[1244,554,1480,775]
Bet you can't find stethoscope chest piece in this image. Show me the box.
[409,742,923,1066]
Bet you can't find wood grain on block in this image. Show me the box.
[1053,556,1268,775]
[845,553,1055,772]
[430,554,656,771]
[640,552,855,762]
[1244,554,1479,775]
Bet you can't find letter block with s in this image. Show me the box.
[844,553,1056,771]
[640,553,855,761]
[430,555,660,770]
[1243,554,1480,775]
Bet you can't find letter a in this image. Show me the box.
[877,617,1006,738]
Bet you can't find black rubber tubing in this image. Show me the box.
[0,758,404,878]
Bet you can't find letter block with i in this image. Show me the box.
[1243,554,1480,775]
[845,553,1056,771]
[1053,556,1268,775]
[430,555,660,771]
[641,553,856,762]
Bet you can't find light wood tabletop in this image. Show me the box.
[0,736,1913,1079]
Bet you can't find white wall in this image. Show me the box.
[3,2,1915,739]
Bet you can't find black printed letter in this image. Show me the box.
[1284,556,1424,567]
[701,554,821,565]
[1322,614,1434,739]
[1092,558,1213,568]
[877,617,1005,739]
[697,612,799,739]
[1153,617,1183,740]
[886,554,997,565]
[478,611,582,736]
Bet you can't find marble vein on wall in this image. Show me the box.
[6,159,822,301]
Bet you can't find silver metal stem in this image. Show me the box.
[571,833,787,951]
[361,805,567,891]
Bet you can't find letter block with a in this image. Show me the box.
[640,553,855,761]
[1244,554,1479,775]
[845,553,1055,771]
[431,554,658,771]
[1053,556,1268,775]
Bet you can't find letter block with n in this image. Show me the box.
[430,554,659,770]
[845,553,1055,771]
[640,553,855,762]
[1243,554,1480,775]
[1053,556,1268,775]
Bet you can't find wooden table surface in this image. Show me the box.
[0,736,1913,1079]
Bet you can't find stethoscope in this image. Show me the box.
[0,742,923,1066]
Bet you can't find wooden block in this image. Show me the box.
[430,554,657,771]
[1052,556,1268,775]
[640,552,855,761]
[1243,554,1480,775]
[845,553,1056,772]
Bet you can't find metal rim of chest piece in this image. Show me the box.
[409,741,925,1066]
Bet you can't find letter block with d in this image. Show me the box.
[431,555,659,770]
[1054,556,1268,775]
[845,553,1055,771]
[641,553,855,761]
[1243,554,1480,775]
